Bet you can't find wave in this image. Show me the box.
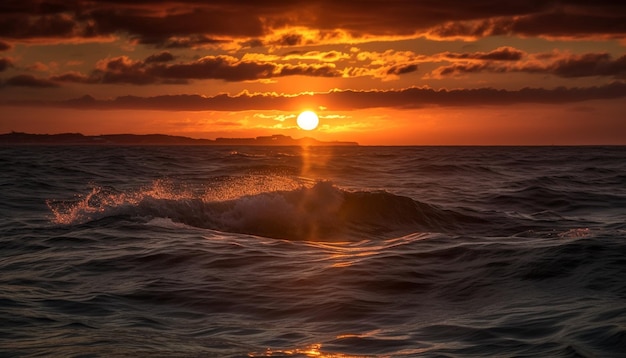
[47,178,481,240]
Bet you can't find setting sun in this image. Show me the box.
[296,110,320,131]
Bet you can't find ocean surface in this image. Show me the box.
[1,145,625,357]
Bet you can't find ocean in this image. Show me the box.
[1,145,625,357]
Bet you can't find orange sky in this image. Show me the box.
[0,1,625,145]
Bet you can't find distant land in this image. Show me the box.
[0,132,358,146]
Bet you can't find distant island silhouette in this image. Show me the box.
[0,132,358,146]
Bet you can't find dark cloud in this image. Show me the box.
[0,0,71,14]
[315,83,626,109]
[273,34,304,47]
[144,51,175,64]
[50,72,94,84]
[275,63,340,77]
[149,57,276,82]
[445,47,525,61]
[434,63,492,77]
[432,52,626,79]
[507,10,626,38]
[0,41,11,51]
[87,5,265,45]
[3,74,59,87]
[551,53,626,78]
[98,57,157,84]
[52,54,342,84]
[52,57,159,85]
[281,50,349,62]
[0,1,624,45]
[427,4,626,39]
[0,13,83,39]
[293,1,553,36]
[0,1,265,44]
[141,36,228,49]
[386,63,419,76]
[152,56,341,81]
[323,52,342,61]
[239,38,264,48]
[0,58,13,72]
[16,82,625,110]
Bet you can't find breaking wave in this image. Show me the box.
[47,177,480,240]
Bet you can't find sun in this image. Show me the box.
[296,110,319,131]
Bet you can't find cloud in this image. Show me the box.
[347,49,425,80]
[89,4,265,42]
[147,55,342,82]
[551,53,626,78]
[149,56,275,82]
[144,51,175,63]
[1,1,623,46]
[430,52,626,79]
[273,34,304,47]
[282,50,351,62]
[136,35,228,49]
[52,53,343,85]
[0,41,11,51]
[356,50,421,65]
[0,2,265,45]
[507,10,626,39]
[11,82,625,110]
[427,7,626,40]
[0,13,81,39]
[386,63,419,76]
[95,56,160,85]
[49,71,95,84]
[348,47,530,80]
[3,74,59,87]
[430,63,492,77]
[315,83,626,109]
[444,47,525,61]
[0,58,13,72]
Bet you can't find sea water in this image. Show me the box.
[1,145,625,357]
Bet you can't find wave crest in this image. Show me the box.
[47,178,474,240]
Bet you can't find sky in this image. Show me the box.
[0,0,625,145]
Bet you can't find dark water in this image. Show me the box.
[1,145,625,357]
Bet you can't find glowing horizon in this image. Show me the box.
[0,1,625,145]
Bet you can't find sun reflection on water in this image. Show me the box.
[249,343,374,358]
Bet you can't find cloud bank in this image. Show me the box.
[7,82,624,111]
[0,1,624,47]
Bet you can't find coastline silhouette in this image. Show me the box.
[0,132,358,146]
